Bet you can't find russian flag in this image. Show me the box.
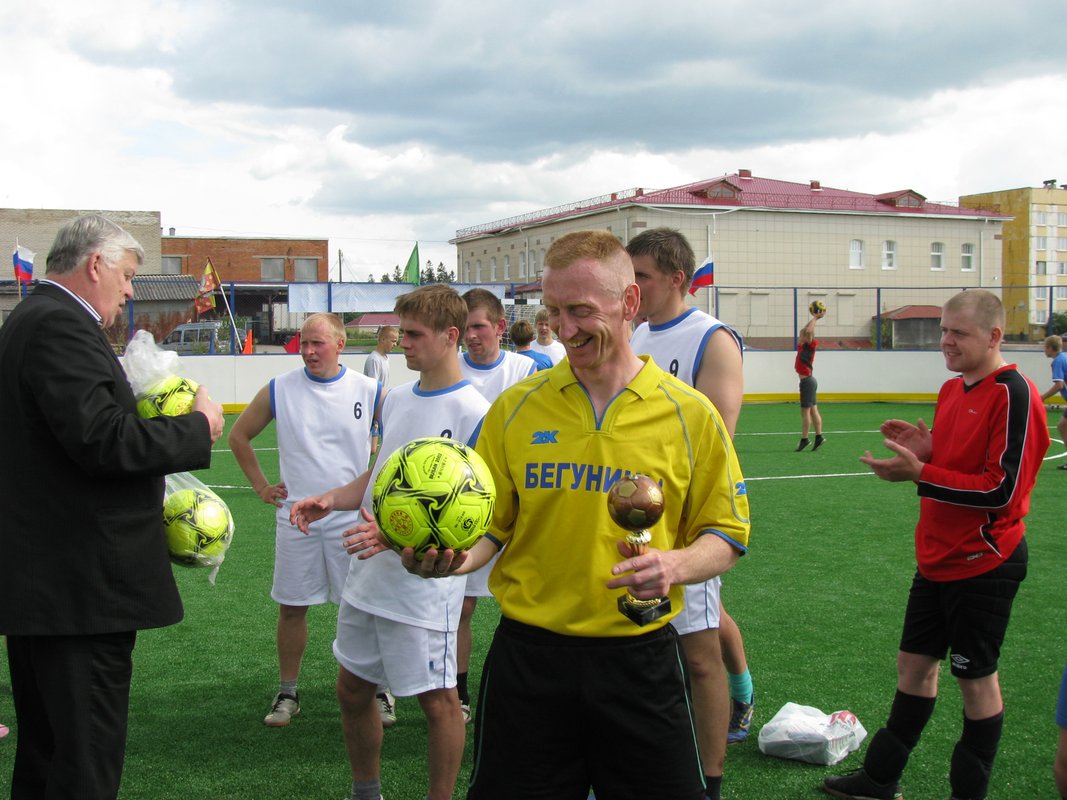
[12,244,34,283]
[688,256,714,295]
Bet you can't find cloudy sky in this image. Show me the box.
[3,0,1066,280]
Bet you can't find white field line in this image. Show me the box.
[203,435,1067,492]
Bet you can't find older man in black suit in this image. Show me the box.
[0,214,225,799]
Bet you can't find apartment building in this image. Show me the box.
[960,180,1067,339]
[452,171,1007,346]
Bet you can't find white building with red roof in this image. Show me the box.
[452,170,1008,347]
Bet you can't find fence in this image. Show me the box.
[4,280,1063,353]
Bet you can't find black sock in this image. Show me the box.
[864,690,936,784]
[949,711,1003,800]
[704,774,721,800]
[457,672,469,705]
[886,690,936,750]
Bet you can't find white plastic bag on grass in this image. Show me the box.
[757,702,867,765]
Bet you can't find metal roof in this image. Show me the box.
[131,274,200,302]
[453,171,1011,241]
[877,305,944,321]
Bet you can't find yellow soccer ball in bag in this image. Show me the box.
[137,376,200,418]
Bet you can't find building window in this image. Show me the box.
[503,255,510,280]
[881,240,896,270]
[261,257,284,281]
[293,258,317,282]
[1037,261,1048,275]
[1059,213,1067,226]
[961,243,975,272]
[1036,236,1048,250]
[475,260,482,282]
[1036,309,1049,324]
[519,252,526,278]
[1035,211,1047,226]
[490,257,497,281]
[849,239,864,269]
[1059,238,1067,251]
[161,255,182,275]
[1056,287,1067,300]
[930,242,944,271]
[1059,262,1067,275]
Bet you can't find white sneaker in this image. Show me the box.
[460,703,472,725]
[376,690,397,728]
[264,692,300,727]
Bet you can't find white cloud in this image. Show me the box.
[2,0,1066,281]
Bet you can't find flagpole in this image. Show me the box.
[706,225,713,316]
[210,262,243,352]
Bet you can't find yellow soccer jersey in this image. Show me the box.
[476,356,750,638]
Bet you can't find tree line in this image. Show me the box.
[369,260,455,284]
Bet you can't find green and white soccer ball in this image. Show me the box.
[163,487,234,567]
[809,300,827,316]
[371,437,496,558]
[137,376,200,418]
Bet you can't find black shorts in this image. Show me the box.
[799,375,818,408]
[899,538,1027,679]
[467,617,705,800]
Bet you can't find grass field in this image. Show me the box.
[1,401,1064,799]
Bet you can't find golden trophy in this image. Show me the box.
[606,474,671,626]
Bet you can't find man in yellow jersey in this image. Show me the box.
[383,230,750,799]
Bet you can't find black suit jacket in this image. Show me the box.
[0,283,214,636]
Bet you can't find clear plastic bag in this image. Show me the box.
[122,329,202,417]
[163,471,235,584]
[122,329,184,396]
[757,702,867,765]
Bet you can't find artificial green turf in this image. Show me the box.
[1,403,1063,798]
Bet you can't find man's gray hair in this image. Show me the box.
[46,214,144,275]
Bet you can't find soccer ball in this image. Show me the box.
[137,376,200,418]
[371,437,496,558]
[809,300,827,316]
[606,474,665,531]
[163,487,234,567]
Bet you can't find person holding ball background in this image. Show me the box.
[0,214,224,798]
[796,301,827,452]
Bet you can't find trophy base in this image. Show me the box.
[617,595,672,627]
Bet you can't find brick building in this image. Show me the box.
[160,234,328,283]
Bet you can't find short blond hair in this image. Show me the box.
[302,312,346,342]
[544,230,633,297]
[1046,334,1063,353]
[944,289,1004,332]
[395,284,467,333]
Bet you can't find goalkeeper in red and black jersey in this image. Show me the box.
[824,289,1049,800]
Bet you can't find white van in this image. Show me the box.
[160,322,223,353]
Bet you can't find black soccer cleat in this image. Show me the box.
[822,768,903,799]
[813,435,826,451]
[796,438,810,452]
